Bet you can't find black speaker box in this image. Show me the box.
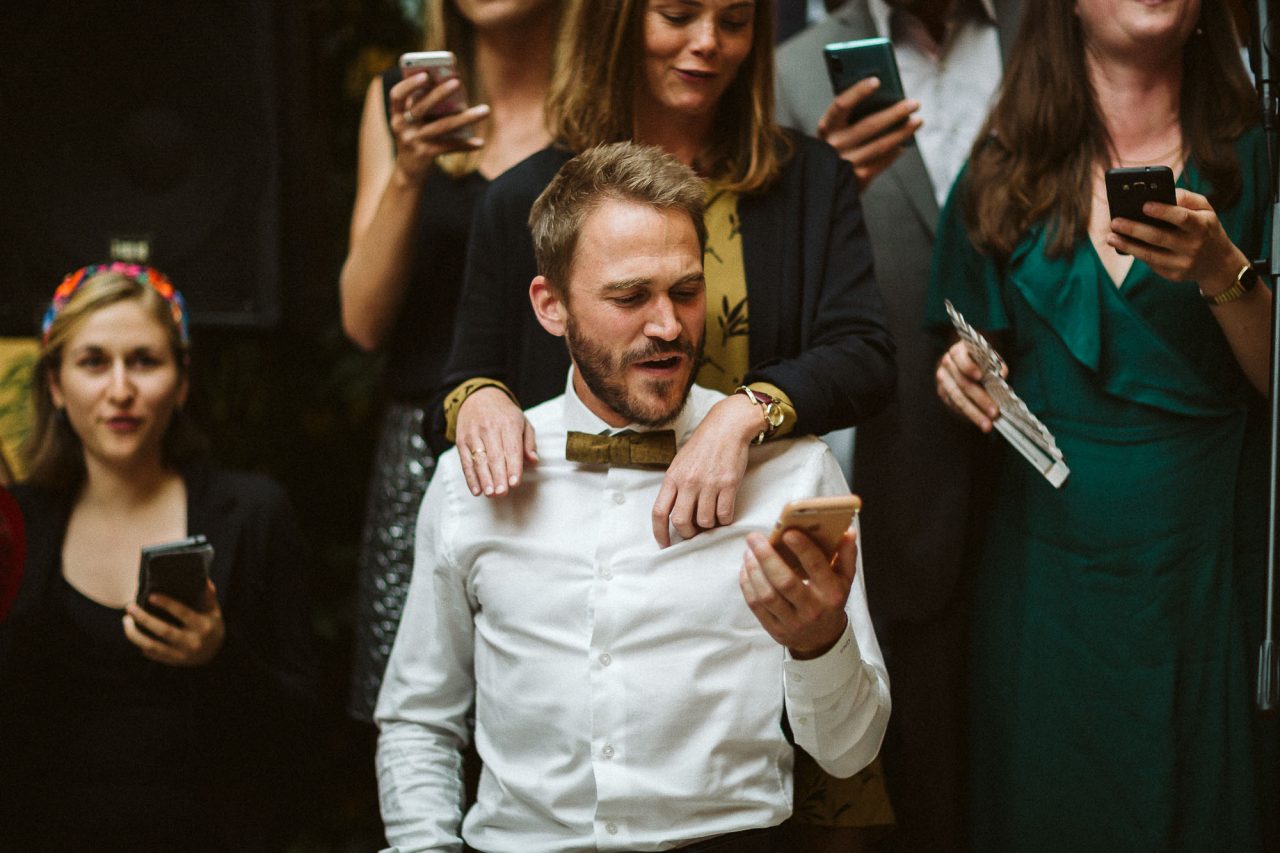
[0,1,294,334]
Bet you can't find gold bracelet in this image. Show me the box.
[736,386,784,446]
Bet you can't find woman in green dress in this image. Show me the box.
[929,1,1273,850]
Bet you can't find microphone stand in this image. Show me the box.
[1255,0,1279,713]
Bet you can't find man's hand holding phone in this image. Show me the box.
[817,80,922,190]
[740,498,860,660]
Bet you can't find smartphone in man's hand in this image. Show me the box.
[768,495,861,574]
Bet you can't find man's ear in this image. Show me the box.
[529,275,567,337]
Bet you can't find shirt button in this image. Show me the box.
[600,567,613,580]
[612,492,625,505]
[602,744,615,759]
[599,653,612,666]
[606,822,619,835]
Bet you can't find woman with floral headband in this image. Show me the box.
[0,264,321,851]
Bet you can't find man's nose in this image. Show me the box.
[643,297,681,341]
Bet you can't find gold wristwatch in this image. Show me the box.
[737,386,784,445]
[1201,263,1259,306]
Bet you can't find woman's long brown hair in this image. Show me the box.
[964,0,1256,260]
[545,0,790,193]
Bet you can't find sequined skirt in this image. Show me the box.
[348,402,436,721]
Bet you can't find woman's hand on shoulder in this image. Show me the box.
[123,579,226,668]
[1107,188,1244,285]
[390,73,490,182]
[455,387,539,497]
[651,393,757,548]
[936,339,1002,432]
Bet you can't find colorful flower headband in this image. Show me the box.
[42,262,189,346]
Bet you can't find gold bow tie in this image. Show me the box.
[565,430,677,468]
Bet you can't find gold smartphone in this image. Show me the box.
[768,494,861,573]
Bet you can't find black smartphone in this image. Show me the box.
[1104,166,1177,255]
[137,535,213,630]
[823,37,914,146]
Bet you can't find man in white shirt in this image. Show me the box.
[375,142,890,853]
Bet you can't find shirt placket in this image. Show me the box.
[589,465,634,848]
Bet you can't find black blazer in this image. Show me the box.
[0,464,322,848]
[430,131,895,446]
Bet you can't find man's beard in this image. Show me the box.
[565,317,703,427]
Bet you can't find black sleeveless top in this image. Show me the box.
[378,67,489,401]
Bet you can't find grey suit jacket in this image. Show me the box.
[775,1,1024,628]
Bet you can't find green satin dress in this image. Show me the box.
[927,128,1273,852]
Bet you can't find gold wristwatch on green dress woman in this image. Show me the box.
[1200,262,1259,306]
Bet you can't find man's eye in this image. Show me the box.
[614,292,645,306]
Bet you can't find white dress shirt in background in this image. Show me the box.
[868,0,1002,205]
[376,375,890,853]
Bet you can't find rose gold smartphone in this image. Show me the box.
[398,50,471,137]
[768,495,861,573]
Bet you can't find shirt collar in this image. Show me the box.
[560,368,703,445]
[868,0,997,39]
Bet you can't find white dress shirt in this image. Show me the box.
[869,0,1002,205]
[376,374,890,853]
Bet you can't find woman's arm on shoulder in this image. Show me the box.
[430,152,565,485]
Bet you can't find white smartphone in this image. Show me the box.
[398,50,472,137]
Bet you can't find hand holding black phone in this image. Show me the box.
[1105,166,1177,255]
[137,535,213,631]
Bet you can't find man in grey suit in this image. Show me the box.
[777,2,1024,850]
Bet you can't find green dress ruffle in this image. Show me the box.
[926,128,1274,852]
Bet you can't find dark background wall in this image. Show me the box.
[0,1,424,847]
